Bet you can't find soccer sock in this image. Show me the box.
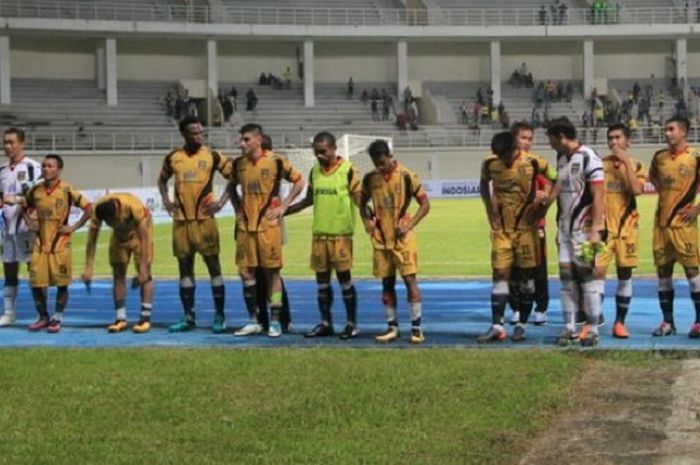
[491,280,508,325]
[596,279,605,306]
[518,279,535,324]
[582,281,600,335]
[114,298,127,321]
[55,286,69,315]
[270,291,283,323]
[688,275,700,324]
[31,287,49,319]
[560,279,576,332]
[242,279,259,322]
[179,277,195,320]
[280,282,292,328]
[507,277,520,313]
[140,302,152,321]
[535,256,549,312]
[3,285,17,316]
[382,277,398,326]
[341,282,357,326]
[410,302,422,329]
[658,277,674,325]
[211,275,225,320]
[615,279,632,323]
[317,283,333,326]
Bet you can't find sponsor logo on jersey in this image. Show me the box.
[314,187,338,195]
[16,171,26,181]
[183,170,197,181]
[198,160,207,170]
[571,163,581,175]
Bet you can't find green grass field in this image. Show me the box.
[70,195,660,278]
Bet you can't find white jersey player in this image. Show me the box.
[0,128,41,326]
[543,119,605,347]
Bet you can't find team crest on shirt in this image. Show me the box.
[55,199,64,209]
[261,169,270,180]
[679,164,690,178]
[198,160,207,170]
[571,163,581,175]
[17,171,26,181]
[518,165,528,177]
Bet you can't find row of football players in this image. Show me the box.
[480,116,700,347]
[0,121,431,342]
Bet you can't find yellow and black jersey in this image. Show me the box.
[480,150,555,232]
[602,155,647,237]
[159,146,232,221]
[361,161,427,247]
[232,150,302,232]
[90,193,150,242]
[650,145,700,228]
[26,180,91,253]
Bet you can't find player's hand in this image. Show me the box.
[680,204,700,224]
[59,225,73,235]
[164,201,177,217]
[265,206,285,220]
[396,223,412,238]
[203,202,222,216]
[363,219,376,235]
[612,146,631,162]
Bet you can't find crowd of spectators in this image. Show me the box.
[459,85,510,130]
[257,67,293,90]
[353,81,419,130]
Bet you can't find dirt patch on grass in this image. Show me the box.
[518,356,700,465]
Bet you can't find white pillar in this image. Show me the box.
[0,36,11,104]
[303,40,314,108]
[207,39,218,125]
[96,44,106,90]
[490,41,501,108]
[582,40,594,101]
[397,40,408,103]
[105,37,117,106]
[676,38,688,95]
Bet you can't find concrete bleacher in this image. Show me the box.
[424,80,587,129]
[221,81,399,146]
[0,79,174,130]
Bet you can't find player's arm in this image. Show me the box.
[616,151,645,196]
[82,221,101,284]
[158,153,177,217]
[284,184,313,216]
[397,174,430,237]
[648,153,660,190]
[479,162,500,230]
[266,160,304,219]
[204,152,235,216]
[359,176,376,235]
[588,179,605,245]
[136,219,151,285]
[680,155,700,223]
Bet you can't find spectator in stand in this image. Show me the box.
[545,80,556,102]
[565,81,574,103]
[633,81,641,101]
[582,111,591,128]
[497,101,505,119]
[499,110,511,129]
[556,82,564,102]
[229,86,238,112]
[283,67,293,89]
[403,86,413,113]
[361,90,369,105]
[487,86,494,105]
[371,98,379,121]
[638,96,651,126]
[460,100,469,125]
[164,90,175,117]
[532,110,541,128]
[382,97,391,121]
[476,87,484,105]
[534,83,545,108]
[258,72,268,85]
[538,5,547,25]
[473,101,481,125]
[526,73,534,88]
[347,77,354,99]
[559,1,568,24]
[246,88,258,113]
[371,88,380,102]
[175,92,186,120]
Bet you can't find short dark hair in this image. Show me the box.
[368,139,391,159]
[510,121,533,136]
[312,131,336,147]
[3,127,25,142]
[178,115,201,133]
[546,117,577,140]
[239,123,263,135]
[95,200,117,222]
[607,123,631,139]
[44,153,64,169]
[261,134,272,151]
[491,132,517,159]
[665,115,690,133]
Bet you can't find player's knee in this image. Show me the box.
[177,257,195,278]
[316,271,331,285]
[574,265,594,283]
[492,268,509,281]
[559,267,574,282]
[657,263,674,279]
[688,274,700,293]
[658,276,673,292]
[179,276,194,288]
[3,275,18,287]
[684,266,699,280]
[203,255,222,277]
[616,267,632,281]
[336,270,352,286]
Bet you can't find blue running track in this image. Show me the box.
[1,278,699,349]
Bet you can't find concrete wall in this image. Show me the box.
[11,36,96,80]
[594,40,671,80]
[315,41,396,83]
[408,42,488,82]
[219,40,297,83]
[502,41,582,80]
[118,38,206,81]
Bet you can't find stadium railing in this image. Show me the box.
[21,126,700,152]
[0,1,695,27]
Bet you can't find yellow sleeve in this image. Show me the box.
[409,170,427,200]
[214,150,233,180]
[69,184,90,210]
[159,151,176,182]
[348,165,361,196]
[281,157,303,183]
[635,160,648,182]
